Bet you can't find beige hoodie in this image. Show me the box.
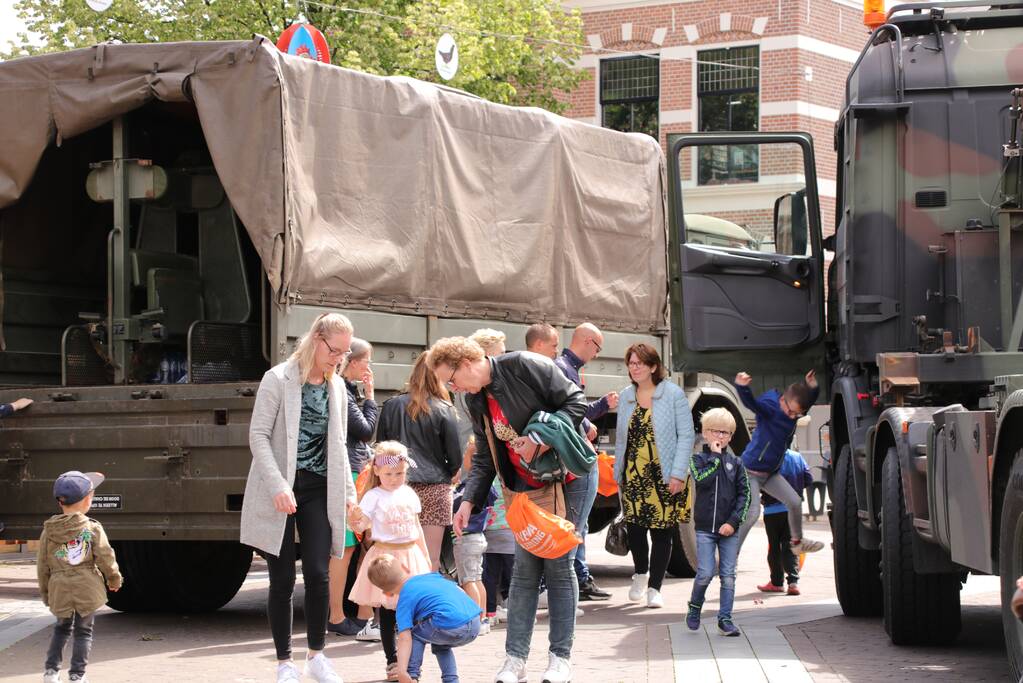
[37,513,122,618]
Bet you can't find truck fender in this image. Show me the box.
[991,389,1023,567]
[685,384,752,453]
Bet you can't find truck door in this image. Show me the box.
[667,132,827,387]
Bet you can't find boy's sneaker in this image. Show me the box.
[355,619,381,641]
[757,582,784,593]
[792,538,825,553]
[787,583,801,596]
[541,652,572,683]
[304,653,342,683]
[494,655,528,683]
[685,602,701,631]
[329,616,366,636]
[43,671,61,683]
[578,577,611,601]
[480,617,492,635]
[628,573,648,602]
[718,618,741,637]
[276,662,301,682]
[646,588,664,609]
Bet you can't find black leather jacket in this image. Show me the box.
[462,352,588,509]
[377,393,462,485]
[345,379,378,475]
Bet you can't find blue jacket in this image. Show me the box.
[763,450,814,515]
[690,445,750,533]
[735,383,819,474]
[554,349,608,437]
[613,381,695,486]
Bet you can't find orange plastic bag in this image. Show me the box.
[355,465,373,497]
[505,492,581,559]
[596,452,618,497]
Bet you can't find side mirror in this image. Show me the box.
[773,189,808,256]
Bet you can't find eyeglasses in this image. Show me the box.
[321,337,351,359]
[588,338,603,354]
[707,429,734,437]
[445,365,459,391]
[780,396,802,418]
[627,360,647,368]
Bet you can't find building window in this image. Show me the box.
[697,46,759,185]
[600,55,659,139]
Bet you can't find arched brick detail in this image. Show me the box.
[600,23,661,49]
[692,15,758,44]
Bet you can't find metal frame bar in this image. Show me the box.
[887,0,1023,20]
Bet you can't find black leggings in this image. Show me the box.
[380,608,397,664]
[483,552,515,613]
[764,511,800,586]
[627,523,674,591]
[265,469,331,661]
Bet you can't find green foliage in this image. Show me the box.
[3,0,587,113]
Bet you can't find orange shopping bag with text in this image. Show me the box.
[596,452,618,497]
[505,492,581,559]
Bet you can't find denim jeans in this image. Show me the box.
[45,612,95,677]
[505,468,594,659]
[407,615,481,683]
[690,531,740,620]
[572,467,598,584]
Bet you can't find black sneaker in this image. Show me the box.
[328,617,367,636]
[578,577,611,601]
[718,618,741,637]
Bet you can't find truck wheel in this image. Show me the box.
[998,450,1023,678]
[832,444,882,616]
[666,520,697,578]
[107,541,252,613]
[881,450,960,644]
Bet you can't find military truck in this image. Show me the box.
[0,38,751,611]
[666,0,1023,672]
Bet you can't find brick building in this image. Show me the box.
[562,0,873,245]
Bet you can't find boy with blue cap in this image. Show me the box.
[39,471,122,683]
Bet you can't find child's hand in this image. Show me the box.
[805,369,818,388]
[668,477,686,495]
[10,397,32,411]
[719,523,735,537]
[735,372,752,386]
[109,584,120,592]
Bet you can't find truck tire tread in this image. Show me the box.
[832,444,883,616]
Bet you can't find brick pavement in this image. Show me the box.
[0,518,1007,682]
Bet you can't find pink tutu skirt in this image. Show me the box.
[348,541,432,607]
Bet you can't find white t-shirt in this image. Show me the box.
[360,485,422,544]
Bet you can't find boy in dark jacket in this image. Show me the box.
[686,408,750,637]
[757,449,814,595]
[733,370,824,554]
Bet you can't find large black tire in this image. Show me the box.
[106,541,252,613]
[832,444,883,616]
[998,450,1023,678]
[881,449,961,644]
[666,520,697,578]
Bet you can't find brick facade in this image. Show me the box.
[564,0,870,241]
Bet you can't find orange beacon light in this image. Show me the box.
[864,0,886,28]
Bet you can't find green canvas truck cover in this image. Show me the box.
[0,37,668,331]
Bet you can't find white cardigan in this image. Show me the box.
[240,359,356,557]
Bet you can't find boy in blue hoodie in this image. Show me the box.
[686,408,750,637]
[757,449,814,595]
[733,370,824,554]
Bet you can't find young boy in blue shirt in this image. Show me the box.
[733,370,824,554]
[368,554,482,683]
[758,449,814,595]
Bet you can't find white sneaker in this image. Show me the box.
[304,653,342,683]
[794,538,825,553]
[628,573,648,602]
[494,655,528,683]
[646,588,664,609]
[496,605,509,622]
[541,652,572,683]
[276,662,301,683]
[575,607,583,618]
[480,617,492,635]
[355,619,381,642]
[43,671,61,683]
[538,590,549,609]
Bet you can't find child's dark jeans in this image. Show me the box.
[689,531,740,620]
[45,611,95,678]
[407,614,482,683]
[764,511,800,586]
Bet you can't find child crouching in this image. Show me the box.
[39,471,122,682]
[686,409,750,637]
[368,554,482,683]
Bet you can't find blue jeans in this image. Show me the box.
[689,531,740,620]
[505,469,593,659]
[407,615,481,683]
[572,467,598,583]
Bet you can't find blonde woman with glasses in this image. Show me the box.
[241,313,358,683]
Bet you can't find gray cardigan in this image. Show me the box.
[613,381,695,486]
[240,359,357,557]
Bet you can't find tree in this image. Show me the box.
[3,0,587,114]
